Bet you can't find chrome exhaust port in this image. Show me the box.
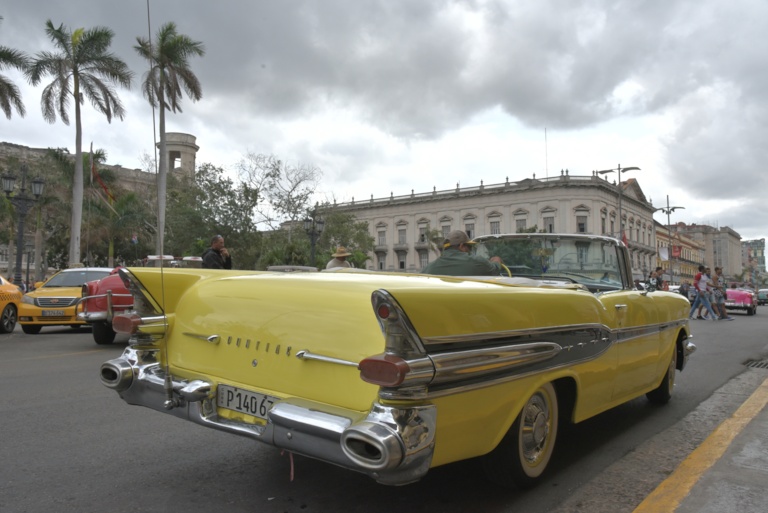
[341,422,404,471]
[100,359,134,392]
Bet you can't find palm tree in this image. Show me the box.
[134,22,204,255]
[26,20,133,266]
[0,16,29,119]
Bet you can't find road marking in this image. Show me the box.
[633,376,768,513]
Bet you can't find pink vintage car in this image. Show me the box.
[725,287,757,316]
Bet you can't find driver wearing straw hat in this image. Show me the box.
[422,230,502,276]
[326,246,353,269]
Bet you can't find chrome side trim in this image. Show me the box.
[429,342,562,385]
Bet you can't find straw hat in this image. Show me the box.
[332,246,352,257]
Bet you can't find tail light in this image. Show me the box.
[359,354,411,386]
[113,313,143,335]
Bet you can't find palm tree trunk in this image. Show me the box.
[70,80,84,266]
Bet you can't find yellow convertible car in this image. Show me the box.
[101,233,694,488]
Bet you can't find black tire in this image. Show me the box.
[21,324,42,335]
[647,344,677,405]
[748,306,756,316]
[0,304,17,333]
[92,322,116,345]
[483,382,559,489]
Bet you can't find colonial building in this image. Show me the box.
[333,170,659,280]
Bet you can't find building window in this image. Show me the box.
[577,215,587,233]
[378,230,386,246]
[419,251,428,269]
[610,219,615,236]
[398,253,406,270]
[490,220,500,234]
[544,217,554,233]
[442,225,451,238]
[515,219,526,232]
[418,226,427,243]
[378,254,385,270]
[465,223,474,239]
[601,217,606,235]
[398,228,406,245]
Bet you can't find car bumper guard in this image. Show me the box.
[101,347,436,485]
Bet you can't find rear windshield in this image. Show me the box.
[43,270,111,288]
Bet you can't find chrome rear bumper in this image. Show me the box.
[101,347,436,485]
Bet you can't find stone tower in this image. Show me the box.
[159,132,198,178]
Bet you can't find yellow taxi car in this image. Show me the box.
[0,276,23,333]
[100,234,694,488]
[19,267,113,334]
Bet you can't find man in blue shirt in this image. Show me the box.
[422,230,503,276]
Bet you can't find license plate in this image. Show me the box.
[42,310,66,316]
[217,384,278,420]
[725,301,735,306]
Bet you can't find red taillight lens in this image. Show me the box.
[112,313,142,334]
[358,354,410,387]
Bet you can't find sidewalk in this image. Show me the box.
[634,375,768,513]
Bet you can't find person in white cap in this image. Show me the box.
[422,230,502,276]
[326,246,353,269]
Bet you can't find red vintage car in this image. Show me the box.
[725,287,758,316]
[78,268,133,344]
[78,256,204,344]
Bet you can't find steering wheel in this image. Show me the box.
[500,263,512,277]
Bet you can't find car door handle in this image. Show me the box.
[614,304,628,310]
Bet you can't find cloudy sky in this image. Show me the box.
[2,0,767,241]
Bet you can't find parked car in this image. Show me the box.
[100,234,695,488]
[725,287,758,316]
[18,267,113,334]
[78,257,204,344]
[757,289,768,306]
[78,268,133,344]
[0,275,23,333]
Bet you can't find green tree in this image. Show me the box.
[27,20,133,266]
[165,163,260,268]
[134,22,204,255]
[0,16,29,119]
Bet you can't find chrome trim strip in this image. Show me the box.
[295,350,359,367]
[183,333,221,344]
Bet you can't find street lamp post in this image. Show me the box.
[25,242,33,290]
[2,164,45,288]
[654,195,685,285]
[597,164,640,240]
[303,210,325,267]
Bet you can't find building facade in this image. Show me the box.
[654,221,706,285]
[675,224,743,280]
[334,170,659,280]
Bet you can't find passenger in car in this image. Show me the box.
[422,230,503,276]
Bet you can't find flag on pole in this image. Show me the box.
[621,231,628,245]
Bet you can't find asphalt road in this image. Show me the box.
[1,309,767,513]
